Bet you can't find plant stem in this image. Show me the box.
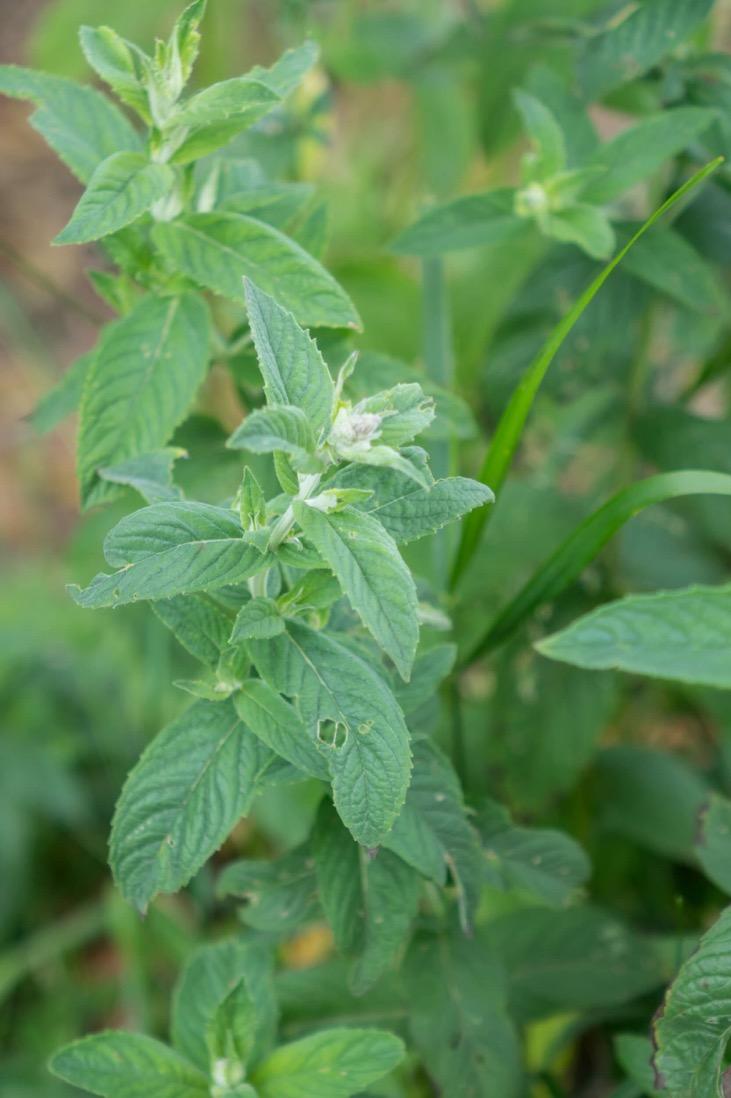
[422,257,455,584]
[267,473,322,551]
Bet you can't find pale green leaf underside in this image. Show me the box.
[77,293,210,507]
[538,584,731,688]
[109,698,280,910]
[294,503,419,680]
[49,1031,208,1098]
[55,151,173,244]
[152,213,360,329]
[392,187,523,256]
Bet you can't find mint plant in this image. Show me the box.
[7,0,731,1095]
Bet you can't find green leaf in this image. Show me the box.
[545,203,615,260]
[169,79,279,163]
[77,292,210,507]
[582,108,717,205]
[538,584,731,689]
[227,405,316,461]
[653,905,731,1097]
[217,847,319,933]
[54,152,173,244]
[0,65,141,182]
[391,188,524,256]
[234,679,329,779]
[469,470,731,661]
[514,89,566,179]
[251,1027,404,1098]
[450,158,724,589]
[171,937,276,1074]
[615,1034,663,1098]
[696,793,731,894]
[109,698,281,910]
[313,800,422,994]
[248,621,411,847]
[29,350,92,434]
[170,0,207,86]
[231,598,284,641]
[98,448,185,504]
[249,40,319,98]
[334,464,493,544]
[153,594,232,667]
[152,214,360,329]
[49,1032,208,1098]
[78,26,149,119]
[244,280,335,435]
[478,800,591,907]
[487,906,663,1021]
[384,740,482,931]
[293,503,418,680]
[596,746,708,863]
[621,224,726,314]
[237,467,267,532]
[354,383,435,447]
[394,643,456,716]
[69,502,266,608]
[579,0,716,100]
[406,926,522,1098]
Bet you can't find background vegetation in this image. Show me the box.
[4,1,731,1095]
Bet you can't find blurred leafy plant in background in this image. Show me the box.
[4,0,731,1096]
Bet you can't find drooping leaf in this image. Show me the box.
[109,698,281,909]
[384,739,482,930]
[405,925,522,1098]
[293,502,418,680]
[234,679,329,779]
[243,280,335,435]
[250,1027,404,1098]
[216,846,319,933]
[545,203,615,260]
[49,1032,208,1098]
[55,152,173,244]
[579,0,716,100]
[313,800,422,994]
[538,584,731,688]
[248,621,412,847]
[171,937,277,1073]
[0,65,141,182]
[77,292,210,507]
[69,502,266,608]
[152,214,360,329]
[653,905,731,1097]
[696,793,731,894]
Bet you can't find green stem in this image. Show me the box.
[422,257,456,585]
